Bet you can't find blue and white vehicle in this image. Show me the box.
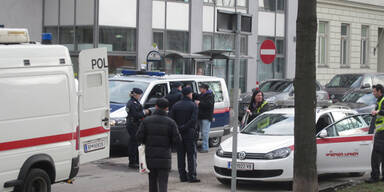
[108,70,232,150]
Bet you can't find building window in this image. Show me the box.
[203,34,213,51]
[259,0,284,11]
[76,26,93,51]
[59,27,75,51]
[340,23,349,65]
[153,31,163,50]
[99,27,136,52]
[318,21,328,66]
[361,25,369,66]
[257,36,285,80]
[167,31,189,53]
[340,23,350,66]
[203,0,247,8]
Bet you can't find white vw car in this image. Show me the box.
[214,107,373,184]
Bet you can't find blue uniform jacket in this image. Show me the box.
[169,97,198,139]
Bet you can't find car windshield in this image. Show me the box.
[260,81,292,92]
[327,74,363,88]
[342,91,376,105]
[242,113,294,135]
[109,80,149,103]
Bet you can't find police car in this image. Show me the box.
[109,70,231,150]
[214,107,373,184]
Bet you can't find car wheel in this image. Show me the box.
[21,168,51,192]
[209,137,221,147]
[216,178,230,185]
[349,172,365,177]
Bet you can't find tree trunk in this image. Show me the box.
[293,0,318,191]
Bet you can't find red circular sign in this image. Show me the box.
[260,40,276,64]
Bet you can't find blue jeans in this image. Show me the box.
[199,119,211,151]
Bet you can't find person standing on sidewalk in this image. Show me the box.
[195,83,214,153]
[126,88,150,169]
[136,98,181,192]
[170,87,200,183]
[366,84,384,183]
[165,82,183,111]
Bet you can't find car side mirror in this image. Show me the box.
[361,83,371,89]
[317,130,328,138]
[289,90,294,97]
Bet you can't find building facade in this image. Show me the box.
[285,0,384,85]
[1,0,292,93]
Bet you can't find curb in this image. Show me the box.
[319,178,364,192]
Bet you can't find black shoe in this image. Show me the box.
[180,178,188,182]
[188,178,201,183]
[128,163,139,169]
[365,178,379,183]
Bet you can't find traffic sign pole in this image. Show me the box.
[231,11,241,192]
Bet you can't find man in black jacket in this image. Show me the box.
[165,82,183,111]
[195,83,215,153]
[136,98,181,192]
[170,87,200,183]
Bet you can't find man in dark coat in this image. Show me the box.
[126,88,150,168]
[366,84,384,183]
[195,83,215,153]
[136,98,181,192]
[165,82,183,111]
[169,87,200,183]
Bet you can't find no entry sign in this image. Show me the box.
[260,40,276,64]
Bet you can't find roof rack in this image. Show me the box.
[121,70,165,77]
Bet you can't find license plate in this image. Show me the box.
[84,139,106,153]
[227,162,254,170]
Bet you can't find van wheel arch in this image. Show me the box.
[16,154,56,189]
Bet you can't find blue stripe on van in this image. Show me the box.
[211,111,230,128]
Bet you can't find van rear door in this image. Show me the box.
[78,48,110,164]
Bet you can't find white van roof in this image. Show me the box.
[0,44,71,69]
[110,74,223,83]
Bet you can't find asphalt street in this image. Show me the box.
[52,146,368,192]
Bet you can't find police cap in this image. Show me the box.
[131,88,143,94]
[199,83,209,90]
[172,82,182,88]
[182,87,193,95]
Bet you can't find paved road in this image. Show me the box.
[52,147,368,192]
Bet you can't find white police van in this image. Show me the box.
[0,28,110,192]
[109,70,231,150]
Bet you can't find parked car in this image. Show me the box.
[325,73,384,102]
[214,107,372,183]
[238,79,330,121]
[332,89,376,113]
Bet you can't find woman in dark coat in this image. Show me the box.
[246,90,271,123]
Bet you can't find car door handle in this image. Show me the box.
[102,117,109,127]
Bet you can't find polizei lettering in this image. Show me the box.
[91,58,108,69]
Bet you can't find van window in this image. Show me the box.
[170,81,197,92]
[199,81,224,102]
[84,72,107,110]
[0,75,71,121]
[147,83,168,102]
[109,80,149,104]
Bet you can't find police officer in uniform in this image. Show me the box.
[366,84,384,183]
[126,88,150,168]
[169,87,200,183]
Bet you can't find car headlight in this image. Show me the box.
[216,146,225,157]
[109,118,126,127]
[264,147,291,160]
